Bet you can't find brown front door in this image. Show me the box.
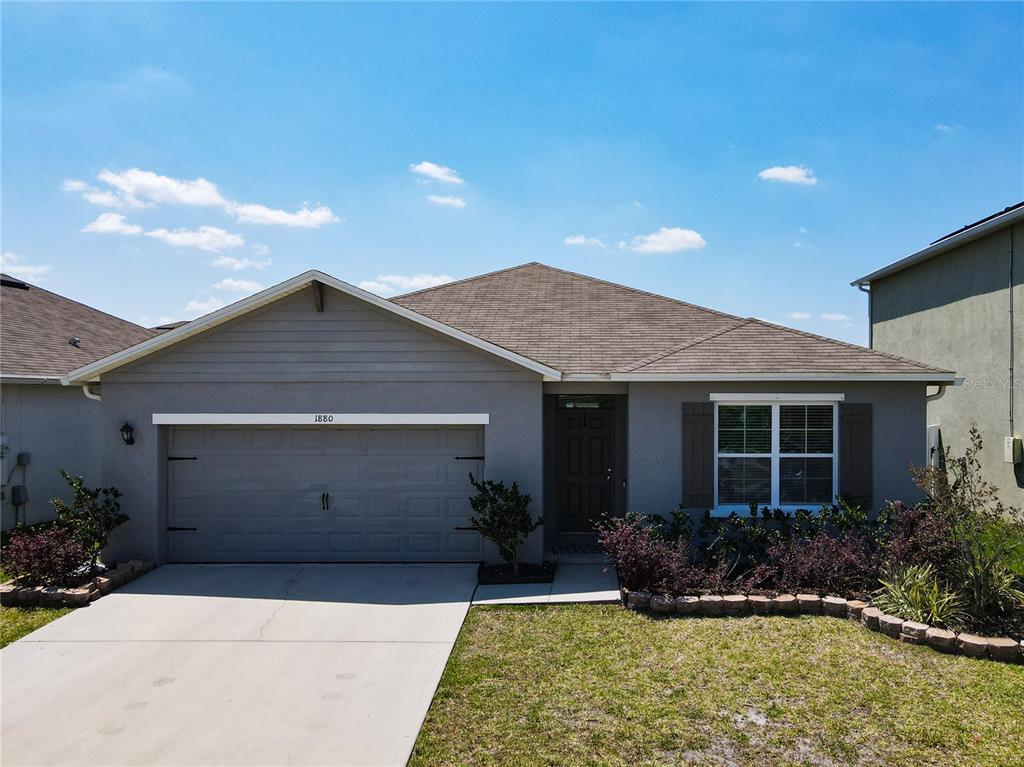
[555,406,617,535]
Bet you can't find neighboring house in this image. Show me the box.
[0,274,155,529]
[853,202,1023,506]
[62,264,954,565]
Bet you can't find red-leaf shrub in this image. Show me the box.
[3,527,88,587]
[597,514,690,593]
[879,501,958,578]
[767,532,878,597]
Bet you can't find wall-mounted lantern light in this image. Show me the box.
[120,421,135,445]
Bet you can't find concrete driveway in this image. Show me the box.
[1,564,477,767]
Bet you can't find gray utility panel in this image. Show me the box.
[165,425,484,562]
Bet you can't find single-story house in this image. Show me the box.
[0,273,155,529]
[62,263,956,565]
[853,201,1023,505]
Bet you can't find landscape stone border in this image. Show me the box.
[0,560,155,608]
[621,588,1023,664]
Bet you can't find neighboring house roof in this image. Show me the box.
[63,270,563,385]
[852,201,1024,286]
[151,320,189,333]
[0,274,156,381]
[395,263,953,381]
[63,264,955,386]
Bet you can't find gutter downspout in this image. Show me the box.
[81,384,101,401]
[1009,227,1015,439]
[857,283,872,348]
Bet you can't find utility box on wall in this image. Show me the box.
[1004,436,1022,465]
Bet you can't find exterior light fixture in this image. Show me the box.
[120,421,135,445]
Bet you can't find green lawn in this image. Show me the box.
[411,605,1024,767]
[0,569,73,648]
[1,605,72,648]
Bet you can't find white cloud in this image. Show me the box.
[631,201,644,208]
[81,213,143,235]
[0,252,52,280]
[231,202,339,228]
[357,273,454,296]
[933,123,961,135]
[787,311,811,320]
[409,161,463,185]
[63,178,141,208]
[564,234,605,248]
[426,194,466,208]
[798,227,809,234]
[212,278,264,292]
[758,165,818,186]
[252,243,270,256]
[211,255,271,271]
[625,226,706,254]
[184,297,226,317]
[98,167,228,208]
[64,167,339,228]
[820,312,852,321]
[146,226,244,252]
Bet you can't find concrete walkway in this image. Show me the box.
[473,563,620,605]
[1,564,477,767]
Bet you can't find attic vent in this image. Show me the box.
[69,337,81,348]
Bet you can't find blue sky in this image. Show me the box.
[2,2,1022,343]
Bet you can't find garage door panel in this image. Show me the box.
[166,425,485,562]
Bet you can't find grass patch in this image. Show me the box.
[0,568,73,648]
[1,605,72,648]
[412,605,1024,767]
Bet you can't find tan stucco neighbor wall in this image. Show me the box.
[870,221,1024,506]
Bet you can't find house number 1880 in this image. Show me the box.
[313,414,334,423]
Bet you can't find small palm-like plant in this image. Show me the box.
[873,564,966,630]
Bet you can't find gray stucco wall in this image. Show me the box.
[97,285,544,564]
[871,221,1024,505]
[1,383,101,529]
[626,381,926,516]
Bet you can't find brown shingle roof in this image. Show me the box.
[1,274,156,378]
[394,263,952,377]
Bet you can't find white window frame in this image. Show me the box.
[713,400,839,513]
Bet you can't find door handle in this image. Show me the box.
[320,492,326,511]
[325,492,330,511]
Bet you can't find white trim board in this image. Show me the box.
[63,270,561,384]
[152,413,490,426]
[709,393,845,402]
[609,372,956,382]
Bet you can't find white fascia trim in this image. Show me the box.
[152,413,490,426]
[63,270,561,384]
[710,393,845,402]
[610,372,957,383]
[852,205,1024,286]
[0,375,63,385]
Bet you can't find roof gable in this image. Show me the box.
[1,274,155,379]
[63,270,561,384]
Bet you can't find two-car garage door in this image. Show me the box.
[165,425,484,562]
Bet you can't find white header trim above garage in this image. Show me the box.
[62,270,561,385]
[152,413,491,425]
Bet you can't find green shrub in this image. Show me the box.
[51,470,128,571]
[467,476,540,574]
[873,564,966,630]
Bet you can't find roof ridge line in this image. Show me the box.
[623,319,753,371]
[391,262,542,299]
[746,318,953,373]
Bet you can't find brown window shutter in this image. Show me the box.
[681,403,714,509]
[839,403,873,509]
